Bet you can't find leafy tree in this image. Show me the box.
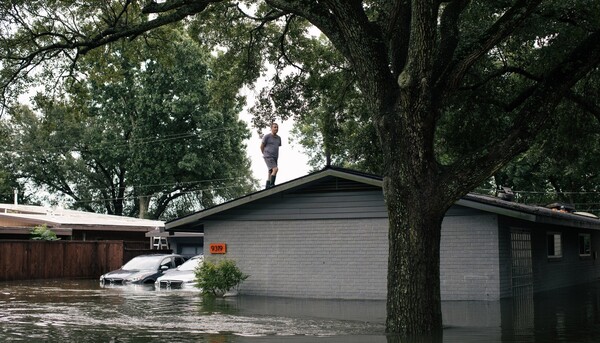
[0,108,42,206]
[1,28,256,220]
[30,224,60,241]
[0,170,29,205]
[491,100,600,212]
[0,124,26,204]
[2,1,600,335]
[271,34,383,174]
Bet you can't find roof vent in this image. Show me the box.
[496,186,514,201]
[546,202,575,213]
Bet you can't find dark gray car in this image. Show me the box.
[100,254,185,286]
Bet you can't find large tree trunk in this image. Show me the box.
[138,195,150,219]
[384,174,445,335]
[376,80,449,335]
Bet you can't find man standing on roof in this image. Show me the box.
[260,122,282,189]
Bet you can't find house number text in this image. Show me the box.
[209,243,227,254]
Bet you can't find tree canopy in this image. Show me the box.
[2,0,600,336]
[1,27,255,220]
[492,99,600,211]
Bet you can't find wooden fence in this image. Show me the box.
[0,240,172,282]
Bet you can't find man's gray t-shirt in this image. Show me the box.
[262,133,282,159]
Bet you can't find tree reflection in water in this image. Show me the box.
[1,279,600,342]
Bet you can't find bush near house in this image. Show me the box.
[30,224,60,241]
[194,259,248,296]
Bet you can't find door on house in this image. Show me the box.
[511,229,533,294]
[510,229,534,334]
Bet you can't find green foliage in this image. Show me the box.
[1,28,256,220]
[194,259,248,296]
[30,224,60,241]
[485,96,600,213]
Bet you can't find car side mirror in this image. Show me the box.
[160,265,169,270]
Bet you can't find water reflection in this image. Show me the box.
[2,280,600,342]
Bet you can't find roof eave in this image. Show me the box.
[455,198,537,222]
[457,198,600,230]
[165,168,382,230]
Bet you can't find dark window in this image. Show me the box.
[175,257,185,266]
[579,234,591,256]
[160,258,173,269]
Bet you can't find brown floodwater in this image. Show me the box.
[1,279,600,342]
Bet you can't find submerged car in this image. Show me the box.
[155,254,204,290]
[100,254,185,286]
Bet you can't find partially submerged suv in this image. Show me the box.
[155,254,203,290]
[100,254,185,286]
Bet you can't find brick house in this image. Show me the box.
[165,167,600,301]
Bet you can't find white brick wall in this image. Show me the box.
[204,213,502,300]
[205,218,389,300]
[440,214,501,300]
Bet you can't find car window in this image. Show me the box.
[178,257,202,271]
[174,257,183,267]
[122,255,164,270]
[160,257,173,269]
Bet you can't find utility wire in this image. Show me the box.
[2,175,252,195]
[2,127,243,154]
[51,183,248,205]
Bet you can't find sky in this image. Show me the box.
[239,88,311,186]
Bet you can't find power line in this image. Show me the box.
[52,183,250,205]
[2,126,243,154]
[475,187,600,196]
[3,175,251,194]
[514,190,600,195]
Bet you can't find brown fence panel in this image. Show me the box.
[0,240,124,282]
[124,241,150,250]
[96,241,125,276]
[0,241,25,280]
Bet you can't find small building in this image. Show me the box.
[0,203,164,245]
[145,226,204,258]
[166,167,600,301]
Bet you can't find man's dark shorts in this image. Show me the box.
[264,157,278,170]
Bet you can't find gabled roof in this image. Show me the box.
[166,167,600,231]
[166,167,381,230]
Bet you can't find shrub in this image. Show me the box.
[30,224,60,241]
[194,259,248,296]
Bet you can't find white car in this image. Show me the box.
[155,254,203,290]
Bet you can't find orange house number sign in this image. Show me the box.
[209,243,227,254]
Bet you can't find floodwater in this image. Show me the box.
[1,280,600,342]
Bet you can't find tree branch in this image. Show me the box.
[436,0,543,93]
[269,0,395,115]
[277,14,306,73]
[568,91,600,125]
[81,1,218,55]
[442,29,600,200]
[377,0,411,79]
[265,0,353,60]
[432,0,469,88]
[1,1,222,110]
[142,0,198,14]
